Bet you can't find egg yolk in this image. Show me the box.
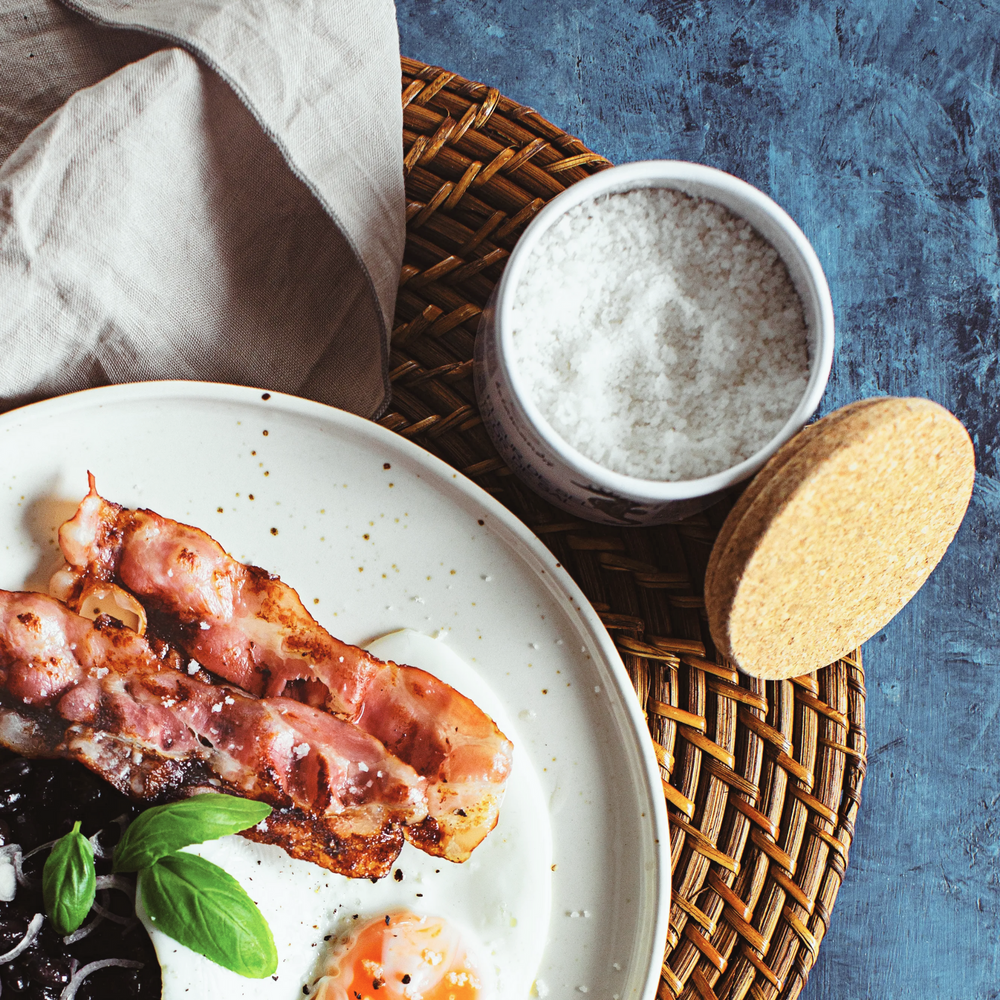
[312,911,484,1000]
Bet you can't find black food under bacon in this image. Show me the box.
[0,753,159,1000]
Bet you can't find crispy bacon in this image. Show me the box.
[55,475,514,862]
[361,664,513,861]
[0,591,427,878]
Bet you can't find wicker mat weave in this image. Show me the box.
[387,56,868,1000]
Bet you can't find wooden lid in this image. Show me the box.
[706,397,974,679]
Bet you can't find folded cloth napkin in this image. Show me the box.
[0,0,404,418]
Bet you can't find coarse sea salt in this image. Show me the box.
[509,187,810,481]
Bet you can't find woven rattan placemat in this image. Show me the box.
[387,56,868,1000]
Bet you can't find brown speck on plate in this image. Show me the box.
[261,392,271,400]
[383,462,391,470]
[262,429,269,436]
[270,527,278,535]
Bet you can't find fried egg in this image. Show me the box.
[139,630,552,999]
[312,911,485,1000]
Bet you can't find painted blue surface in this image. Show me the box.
[395,2,1000,997]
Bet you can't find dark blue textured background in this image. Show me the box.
[395,2,1000,996]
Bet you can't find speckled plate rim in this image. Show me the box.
[0,379,671,1000]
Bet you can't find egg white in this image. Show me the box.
[139,630,553,998]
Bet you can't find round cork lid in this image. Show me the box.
[705,397,975,679]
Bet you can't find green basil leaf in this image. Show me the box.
[139,853,277,978]
[42,821,96,936]
[113,795,271,873]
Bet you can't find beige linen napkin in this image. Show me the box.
[0,0,404,418]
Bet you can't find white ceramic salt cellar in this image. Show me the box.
[474,160,835,526]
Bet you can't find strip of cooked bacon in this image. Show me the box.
[55,475,514,862]
[0,590,427,878]
[361,664,513,861]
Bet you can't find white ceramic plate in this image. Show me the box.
[0,381,669,1000]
